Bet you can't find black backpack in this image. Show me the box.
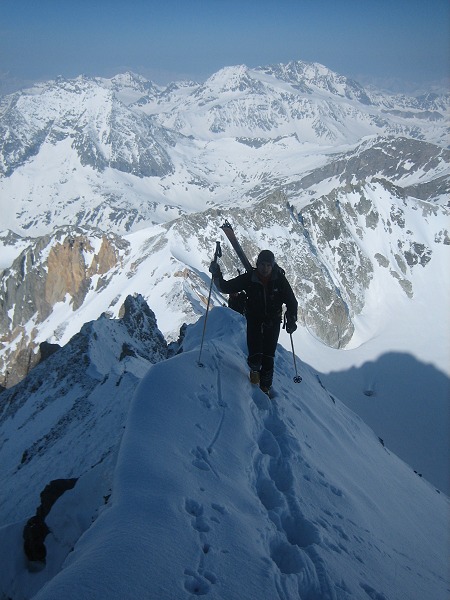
[228,291,247,316]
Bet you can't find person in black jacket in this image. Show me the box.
[210,249,298,394]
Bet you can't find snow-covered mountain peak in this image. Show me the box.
[107,71,154,89]
[97,72,163,106]
[257,59,372,103]
[201,64,265,94]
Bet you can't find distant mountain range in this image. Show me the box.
[0,61,448,235]
[0,59,448,500]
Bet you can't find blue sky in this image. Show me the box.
[0,0,448,92]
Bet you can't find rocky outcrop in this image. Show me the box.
[39,341,61,363]
[1,294,167,534]
[45,236,91,309]
[23,478,78,564]
[0,228,129,387]
[44,234,119,309]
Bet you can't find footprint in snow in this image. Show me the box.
[258,429,281,458]
[256,477,284,511]
[198,393,212,408]
[211,502,227,515]
[268,458,294,493]
[264,414,287,437]
[270,540,307,575]
[185,499,210,533]
[184,569,216,596]
[183,500,220,596]
[191,446,211,471]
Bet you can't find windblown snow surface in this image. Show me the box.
[8,308,448,600]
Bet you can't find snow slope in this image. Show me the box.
[0,294,168,528]
[291,193,450,494]
[5,307,446,600]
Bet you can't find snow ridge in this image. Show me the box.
[11,306,446,600]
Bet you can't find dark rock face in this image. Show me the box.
[23,516,50,563]
[23,478,78,564]
[39,341,62,363]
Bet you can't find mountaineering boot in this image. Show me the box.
[250,370,260,385]
[260,385,271,396]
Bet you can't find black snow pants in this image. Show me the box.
[246,315,281,388]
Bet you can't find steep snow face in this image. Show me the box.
[0,295,167,528]
[3,308,446,600]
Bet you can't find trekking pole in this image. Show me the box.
[284,312,302,383]
[289,333,302,383]
[198,241,222,367]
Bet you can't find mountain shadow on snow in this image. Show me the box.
[321,352,450,495]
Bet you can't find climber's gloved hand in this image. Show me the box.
[285,312,297,334]
[209,261,221,277]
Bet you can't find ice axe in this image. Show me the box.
[198,241,222,367]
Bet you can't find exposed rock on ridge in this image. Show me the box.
[0,294,168,526]
[0,228,129,386]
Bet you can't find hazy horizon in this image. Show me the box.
[1,0,449,95]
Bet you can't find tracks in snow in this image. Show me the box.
[251,387,337,600]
